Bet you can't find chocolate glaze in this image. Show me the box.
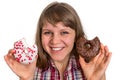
[76,36,100,63]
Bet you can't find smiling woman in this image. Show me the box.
[1,0,117,80]
[41,22,75,64]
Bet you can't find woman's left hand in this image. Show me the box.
[79,43,112,80]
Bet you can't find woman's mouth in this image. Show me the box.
[51,47,63,51]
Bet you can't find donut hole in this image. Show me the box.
[24,49,28,54]
[84,42,92,50]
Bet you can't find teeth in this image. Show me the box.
[52,48,62,51]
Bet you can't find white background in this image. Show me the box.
[0,0,119,80]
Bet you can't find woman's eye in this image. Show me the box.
[44,32,52,35]
[61,31,69,35]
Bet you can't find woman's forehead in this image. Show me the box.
[42,22,74,31]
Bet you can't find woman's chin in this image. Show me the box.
[52,57,65,62]
[51,55,69,63]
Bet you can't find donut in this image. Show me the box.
[76,36,100,63]
[13,38,38,64]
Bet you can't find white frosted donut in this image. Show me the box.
[13,38,38,64]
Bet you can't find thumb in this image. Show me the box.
[79,56,86,66]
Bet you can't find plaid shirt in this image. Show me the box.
[34,55,86,80]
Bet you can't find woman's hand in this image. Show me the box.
[79,43,112,80]
[4,49,37,80]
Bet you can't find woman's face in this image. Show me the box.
[42,22,75,62]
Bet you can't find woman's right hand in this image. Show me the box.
[4,49,38,80]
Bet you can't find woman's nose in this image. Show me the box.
[50,34,61,44]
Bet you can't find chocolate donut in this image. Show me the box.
[76,36,100,63]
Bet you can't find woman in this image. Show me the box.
[4,1,112,80]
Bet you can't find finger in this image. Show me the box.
[100,43,105,56]
[4,54,28,75]
[95,43,105,65]
[4,54,18,70]
[103,46,112,64]
[101,46,109,63]
[4,49,16,66]
[92,43,104,64]
[7,49,16,58]
[79,56,86,67]
[104,46,109,57]
[4,49,22,69]
[8,49,16,55]
[99,45,112,71]
[105,52,112,65]
[101,52,112,71]
[92,50,101,63]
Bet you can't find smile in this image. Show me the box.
[51,47,63,51]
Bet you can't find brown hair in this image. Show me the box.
[35,1,85,69]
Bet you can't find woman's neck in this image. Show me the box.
[54,55,70,79]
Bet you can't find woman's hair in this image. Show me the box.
[35,1,85,69]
